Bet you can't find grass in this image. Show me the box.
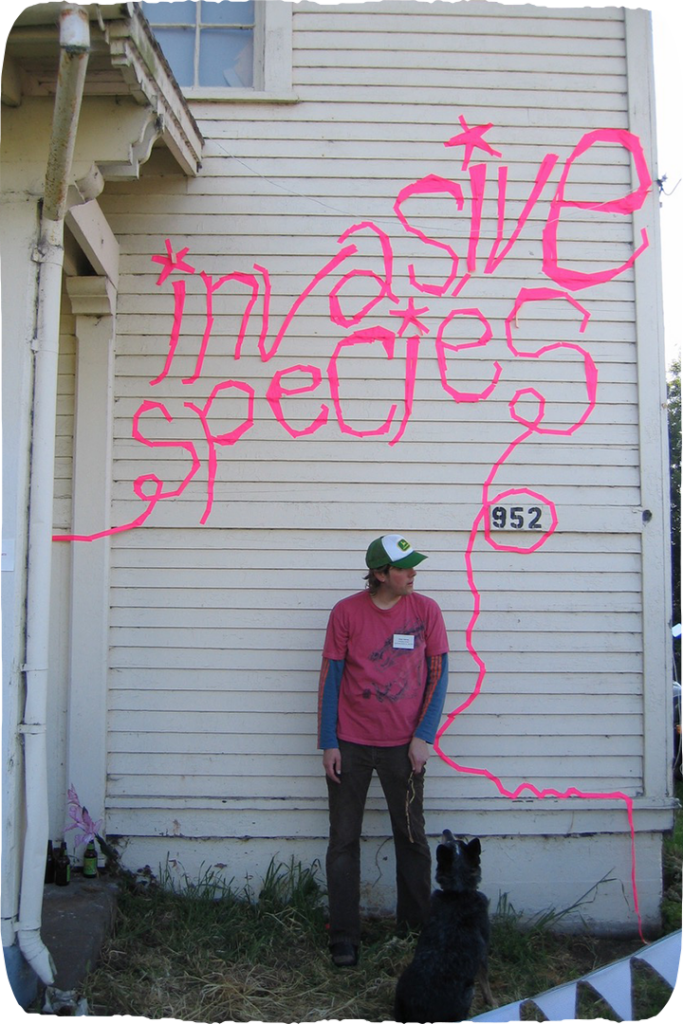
[662,779,683,933]
[82,787,682,1022]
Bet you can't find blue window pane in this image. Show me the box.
[202,1,255,27]
[142,2,196,27]
[154,27,195,87]
[199,28,253,87]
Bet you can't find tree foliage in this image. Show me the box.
[667,358,681,633]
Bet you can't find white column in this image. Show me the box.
[64,276,116,851]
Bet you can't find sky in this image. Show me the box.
[651,7,683,368]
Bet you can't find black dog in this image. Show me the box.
[394,832,493,1023]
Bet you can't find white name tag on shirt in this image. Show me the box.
[393,633,415,650]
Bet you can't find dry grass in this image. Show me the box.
[83,792,682,1022]
[83,863,411,1022]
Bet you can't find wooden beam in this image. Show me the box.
[66,199,119,289]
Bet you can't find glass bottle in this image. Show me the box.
[45,840,55,884]
[54,842,71,886]
[83,840,98,878]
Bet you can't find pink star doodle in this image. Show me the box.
[151,238,196,285]
[444,116,502,171]
[390,297,431,337]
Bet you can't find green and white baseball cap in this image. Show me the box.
[365,534,427,569]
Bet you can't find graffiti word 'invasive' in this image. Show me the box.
[53,125,650,540]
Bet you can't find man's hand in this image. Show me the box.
[409,736,431,774]
[323,747,342,783]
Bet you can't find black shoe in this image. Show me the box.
[330,941,359,967]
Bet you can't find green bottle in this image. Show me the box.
[83,840,98,878]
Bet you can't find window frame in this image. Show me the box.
[142,0,295,103]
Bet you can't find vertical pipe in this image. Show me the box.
[17,4,90,986]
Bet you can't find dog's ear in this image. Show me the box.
[466,837,482,858]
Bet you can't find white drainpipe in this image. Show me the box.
[17,4,90,986]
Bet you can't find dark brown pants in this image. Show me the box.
[325,739,432,946]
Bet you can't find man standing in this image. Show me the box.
[318,534,449,967]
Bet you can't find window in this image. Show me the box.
[141,0,293,100]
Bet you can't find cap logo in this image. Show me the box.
[398,539,410,552]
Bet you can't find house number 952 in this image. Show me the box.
[490,505,544,531]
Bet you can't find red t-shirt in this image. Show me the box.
[322,590,449,746]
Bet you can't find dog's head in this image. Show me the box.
[435,831,482,892]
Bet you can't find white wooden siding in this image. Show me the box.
[96,1,667,883]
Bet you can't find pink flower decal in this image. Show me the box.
[64,785,103,848]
